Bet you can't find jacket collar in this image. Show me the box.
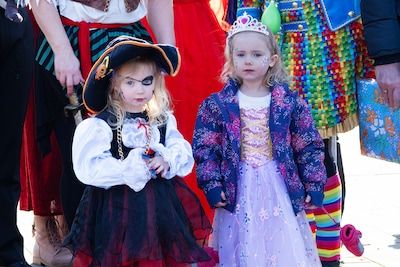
[219,79,292,152]
[220,78,289,105]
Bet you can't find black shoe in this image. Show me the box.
[7,261,31,267]
[321,260,340,267]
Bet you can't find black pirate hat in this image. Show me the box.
[83,36,181,113]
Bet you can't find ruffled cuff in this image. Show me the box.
[151,143,193,179]
[150,143,172,179]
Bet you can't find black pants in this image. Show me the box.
[35,62,85,229]
[0,8,33,265]
[323,138,346,214]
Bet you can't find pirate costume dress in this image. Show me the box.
[66,110,212,266]
[63,37,213,267]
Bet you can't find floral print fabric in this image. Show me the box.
[358,79,400,164]
[193,79,327,214]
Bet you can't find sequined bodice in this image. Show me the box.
[240,107,273,168]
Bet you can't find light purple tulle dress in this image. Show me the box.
[210,91,321,267]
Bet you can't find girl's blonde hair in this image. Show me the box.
[221,29,288,86]
[107,58,172,127]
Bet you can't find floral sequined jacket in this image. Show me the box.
[193,79,327,214]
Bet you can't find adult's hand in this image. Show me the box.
[54,50,84,96]
[375,62,400,109]
[393,88,400,109]
[31,0,84,96]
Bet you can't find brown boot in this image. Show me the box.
[32,215,73,267]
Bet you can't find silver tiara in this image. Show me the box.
[228,13,270,39]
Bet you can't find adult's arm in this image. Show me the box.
[361,0,400,65]
[30,0,83,95]
[361,0,400,108]
[146,0,175,45]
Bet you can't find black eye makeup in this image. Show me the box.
[140,75,154,86]
[126,75,154,86]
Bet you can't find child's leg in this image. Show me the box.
[314,173,342,266]
[307,137,343,267]
[5,0,23,23]
[307,173,342,267]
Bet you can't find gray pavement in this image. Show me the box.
[339,128,400,266]
[17,127,400,266]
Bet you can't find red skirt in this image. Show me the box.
[19,85,63,216]
[19,12,64,216]
[166,0,226,220]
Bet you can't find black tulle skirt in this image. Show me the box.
[64,177,212,267]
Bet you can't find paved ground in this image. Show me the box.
[17,127,400,266]
[338,128,400,267]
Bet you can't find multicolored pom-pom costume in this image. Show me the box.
[236,0,374,137]
[233,0,374,266]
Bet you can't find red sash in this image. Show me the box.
[61,17,130,79]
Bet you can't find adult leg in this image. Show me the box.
[0,8,33,266]
[35,65,85,229]
[337,138,346,214]
[55,108,85,229]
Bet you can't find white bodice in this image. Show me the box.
[72,112,194,191]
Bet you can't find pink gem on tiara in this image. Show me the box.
[241,16,249,24]
[228,12,270,39]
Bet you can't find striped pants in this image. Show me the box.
[307,173,342,262]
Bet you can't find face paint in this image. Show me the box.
[231,32,273,86]
[261,56,269,67]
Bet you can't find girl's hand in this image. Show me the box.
[215,191,227,208]
[147,156,170,178]
[305,195,318,210]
